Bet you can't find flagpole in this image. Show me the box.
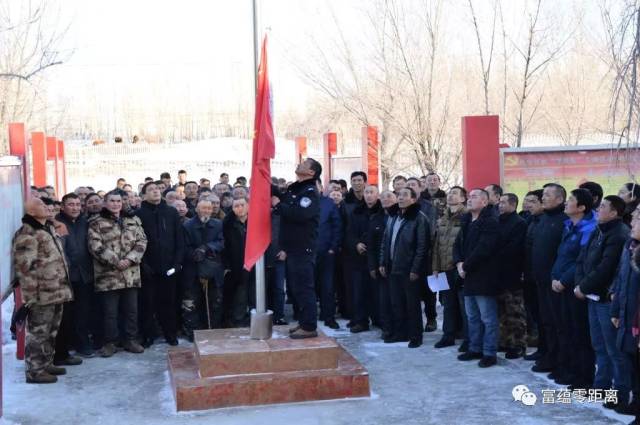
[249,0,271,340]
[252,0,265,316]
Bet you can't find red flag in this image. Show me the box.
[244,35,275,271]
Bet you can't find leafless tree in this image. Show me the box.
[601,0,640,150]
[467,0,497,115]
[507,0,570,147]
[0,0,71,153]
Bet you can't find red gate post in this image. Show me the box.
[361,126,380,186]
[58,140,67,195]
[461,116,500,189]
[46,136,59,197]
[322,132,337,190]
[294,136,307,165]
[31,132,47,188]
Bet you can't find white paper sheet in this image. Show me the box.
[427,273,450,292]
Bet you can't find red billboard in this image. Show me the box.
[501,145,640,199]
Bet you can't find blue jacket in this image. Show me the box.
[610,239,640,355]
[315,195,342,254]
[551,211,597,288]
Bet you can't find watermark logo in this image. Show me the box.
[512,385,618,406]
[512,385,537,406]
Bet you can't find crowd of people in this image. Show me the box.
[10,163,640,420]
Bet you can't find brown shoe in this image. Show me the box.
[290,328,318,339]
[123,340,145,354]
[100,343,117,358]
[26,372,58,384]
[46,365,67,375]
[288,325,301,334]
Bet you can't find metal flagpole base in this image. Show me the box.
[249,309,273,340]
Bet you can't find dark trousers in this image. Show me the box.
[71,281,93,351]
[141,273,177,339]
[536,278,557,367]
[421,284,437,322]
[523,279,540,341]
[102,288,138,343]
[368,274,381,327]
[457,288,469,343]
[567,292,594,386]
[225,271,250,326]
[378,275,392,334]
[441,269,466,340]
[54,301,73,361]
[389,273,423,342]
[340,257,353,320]
[551,288,572,377]
[287,251,317,331]
[267,260,286,321]
[90,288,104,349]
[350,261,370,326]
[182,273,224,332]
[315,251,336,322]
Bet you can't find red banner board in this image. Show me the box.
[502,146,640,199]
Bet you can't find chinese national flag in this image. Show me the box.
[244,35,275,271]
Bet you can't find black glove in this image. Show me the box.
[193,247,206,263]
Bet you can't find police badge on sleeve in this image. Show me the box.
[300,197,312,208]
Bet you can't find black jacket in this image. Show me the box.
[367,205,388,274]
[135,200,185,275]
[496,211,527,291]
[276,178,320,254]
[531,204,568,284]
[380,203,430,276]
[346,200,383,264]
[523,213,543,283]
[56,212,93,285]
[453,206,500,296]
[182,216,224,283]
[576,218,628,302]
[265,210,282,268]
[222,210,249,277]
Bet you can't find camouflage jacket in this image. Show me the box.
[88,209,147,292]
[432,206,467,272]
[12,215,73,306]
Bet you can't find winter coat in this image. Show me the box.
[366,205,388,274]
[135,200,185,276]
[496,211,527,291]
[88,209,147,292]
[183,216,224,283]
[380,203,430,276]
[550,212,598,289]
[432,206,467,273]
[346,200,382,264]
[265,210,282,268]
[275,178,320,254]
[453,206,500,296]
[223,211,249,278]
[576,218,628,302]
[531,204,568,285]
[12,215,73,306]
[421,189,447,218]
[610,239,640,354]
[56,212,93,285]
[315,195,343,254]
[523,213,543,283]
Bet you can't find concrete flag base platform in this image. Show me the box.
[167,326,370,411]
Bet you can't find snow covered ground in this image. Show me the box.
[1,310,634,425]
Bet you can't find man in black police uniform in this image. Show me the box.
[272,158,322,339]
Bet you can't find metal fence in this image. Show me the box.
[65,138,297,191]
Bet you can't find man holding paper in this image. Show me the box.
[431,186,468,351]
